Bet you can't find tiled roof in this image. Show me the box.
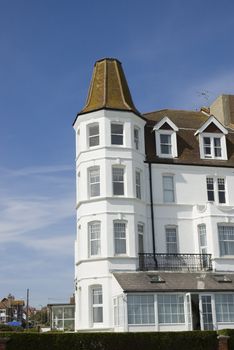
[114,272,234,292]
[144,109,234,166]
[78,58,141,117]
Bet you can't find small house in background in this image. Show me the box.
[0,294,25,324]
[48,295,75,331]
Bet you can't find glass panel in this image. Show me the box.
[64,320,74,330]
[89,168,100,197]
[206,177,214,201]
[163,176,174,203]
[160,134,172,155]
[92,287,103,323]
[158,294,185,324]
[111,124,123,145]
[166,227,178,254]
[53,307,63,319]
[136,171,141,199]
[93,307,103,323]
[203,137,211,156]
[64,307,75,319]
[201,295,213,330]
[89,124,99,147]
[134,128,139,150]
[218,178,226,204]
[214,138,222,157]
[218,226,234,256]
[113,168,124,195]
[89,222,101,256]
[127,295,155,325]
[114,222,126,254]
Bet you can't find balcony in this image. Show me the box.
[139,253,212,272]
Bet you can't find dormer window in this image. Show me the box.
[160,133,172,155]
[154,117,178,158]
[203,136,222,158]
[195,116,228,160]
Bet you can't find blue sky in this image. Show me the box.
[1,0,234,307]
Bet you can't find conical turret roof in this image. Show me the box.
[77,58,141,117]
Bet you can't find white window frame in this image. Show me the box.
[91,285,103,324]
[135,170,141,199]
[215,294,234,323]
[156,130,178,158]
[198,224,207,254]
[206,177,226,204]
[88,221,101,257]
[88,167,100,198]
[218,224,234,256]
[157,294,185,324]
[165,226,178,254]
[88,123,99,148]
[127,294,155,325]
[111,122,124,145]
[112,166,125,196]
[162,175,175,203]
[114,221,127,255]
[137,223,144,254]
[199,294,215,330]
[199,133,227,160]
[133,126,140,150]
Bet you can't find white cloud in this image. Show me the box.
[0,164,75,245]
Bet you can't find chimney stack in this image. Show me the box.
[210,94,234,126]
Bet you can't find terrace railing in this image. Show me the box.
[139,253,212,272]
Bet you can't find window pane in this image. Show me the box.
[127,295,155,325]
[198,224,207,248]
[160,134,172,155]
[206,177,214,201]
[93,307,103,323]
[219,226,234,256]
[218,178,226,204]
[89,168,100,197]
[113,168,124,195]
[163,176,174,203]
[214,138,222,157]
[166,227,178,254]
[89,222,101,256]
[114,222,126,254]
[111,124,123,145]
[89,124,99,147]
[64,307,75,319]
[138,224,144,254]
[134,128,139,150]
[158,294,185,324]
[92,287,103,323]
[136,171,141,199]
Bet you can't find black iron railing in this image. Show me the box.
[139,253,212,272]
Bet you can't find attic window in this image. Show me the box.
[213,275,232,283]
[195,116,228,160]
[154,117,178,159]
[148,274,165,283]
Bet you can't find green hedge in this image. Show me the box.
[0,324,23,332]
[0,331,218,350]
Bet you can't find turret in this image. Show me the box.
[74,58,146,331]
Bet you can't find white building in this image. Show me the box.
[73,58,234,332]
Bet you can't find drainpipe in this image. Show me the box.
[148,163,157,266]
